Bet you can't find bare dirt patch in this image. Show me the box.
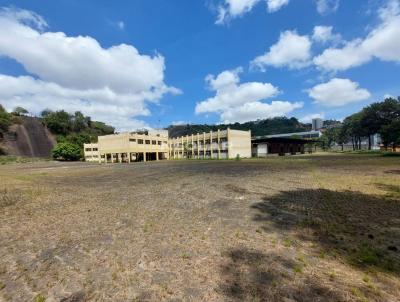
[0,154,399,301]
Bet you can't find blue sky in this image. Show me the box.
[0,0,399,130]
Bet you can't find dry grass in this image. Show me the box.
[0,153,399,301]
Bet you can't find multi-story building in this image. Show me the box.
[84,128,251,163]
[312,118,324,130]
[84,130,169,163]
[169,128,251,159]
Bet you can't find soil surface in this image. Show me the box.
[0,154,399,301]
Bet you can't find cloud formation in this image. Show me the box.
[251,30,312,70]
[267,0,290,13]
[215,0,289,24]
[0,7,180,130]
[299,112,325,123]
[312,25,341,44]
[315,0,340,15]
[308,78,371,107]
[314,1,400,71]
[195,68,302,123]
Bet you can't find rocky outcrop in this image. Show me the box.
[1,116,56,157]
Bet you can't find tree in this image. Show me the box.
[12,106,29,116]
[380,117,400,150]
[42,110,72,135]
[52,143,81,161]
[0,104,12,133]
[342,113,368,150]
[72,111,89,132]
[374,98,400,149]
[90,121,115,135]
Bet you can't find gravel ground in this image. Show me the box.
[0,153,399,301]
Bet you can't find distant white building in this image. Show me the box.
[312,118,324,130]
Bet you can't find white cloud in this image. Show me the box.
[312,26,341,44]
[116,21,125,30]
[308,78,371,107]
[220,101,303,123]
[267,0,290,13]
[0,7,180,131]
[195,68,302,123]
[315,0,340,15]
[215,0,289,24]
[299,112,325,123]
[0,6,47,30]
[251,30,312,70]
[314,1,400,71]
[216,0,260,24]
[383,93,398,100]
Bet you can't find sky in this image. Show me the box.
[0,0,399,130]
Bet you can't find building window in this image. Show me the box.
[93,148,98,151]
[138,139,144,144]
[145,140,150,144]
[152,140,156,145]
[158,141,162,145]
[129,138,136,142]
[85,148,91,151]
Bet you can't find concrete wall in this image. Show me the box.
[228,129,252,158]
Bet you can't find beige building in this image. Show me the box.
[169,128,251,159]
[84,128,251,163]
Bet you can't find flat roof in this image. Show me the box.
[252,137,313,144]
[253,130,321,140]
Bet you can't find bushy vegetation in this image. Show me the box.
[41,110,114,145]
[321,97,400,151]
[0,105,12,134]
[167,117,309,137]
[51,142,82,161]
[40,110,114,160]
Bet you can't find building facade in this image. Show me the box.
[84,130,169,163]
[169,128,251,159]
[312,118,324,130]
[84,128,251,163]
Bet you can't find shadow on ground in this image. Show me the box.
[219,247,347,302]
[252,189,400,275]
[219,189,400,301]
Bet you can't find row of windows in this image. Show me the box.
[170,142,228,148]
[85,148,98,151]
[85,155,98,158]
[129,138,167,145]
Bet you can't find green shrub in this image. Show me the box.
[52,142,81,161]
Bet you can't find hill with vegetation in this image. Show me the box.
[0,105,115,159]
[167,117,311,138]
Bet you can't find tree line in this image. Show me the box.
[167,116,310,138]
[322,97,400,150]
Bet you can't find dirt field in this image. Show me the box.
[0,154,399,302]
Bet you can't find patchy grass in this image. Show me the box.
[0,154,399,301]
[0,155,49,165]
